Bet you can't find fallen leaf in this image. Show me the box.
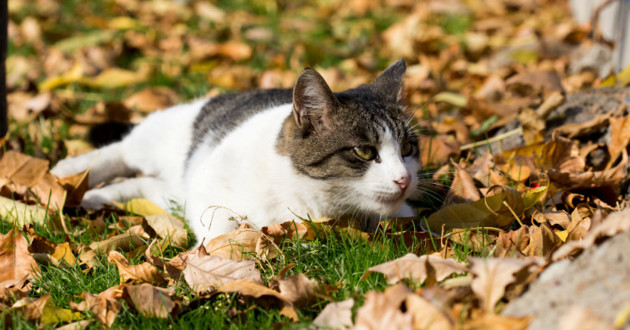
[354,284,412,330]
[55,320,92,330]
[0,228,40,288]
[123,87,179,113]
[124,283,178,319]
[183,251,262,294]
[444,161,481,205]
[367,253,466,285]
[143,214,188,249]
[51,242,76,266]
[204,227,263,261]
[426,185,524,232]
[277,273,318,308]
[71,291,122,327]
[464,313,531,330]
[11,293,49,321]
[405,294,455,330]
[88,230,147,254]
[112,198,168,217]
[107,251,166,285]
[469,257,542,312]
[57,170,90,208]
[553,207,630,261]
[521,223,563,257]
[216,280,298,321]
[80,68,146,89]
[312,298,354,329]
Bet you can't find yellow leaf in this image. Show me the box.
[38,63,84,91]
[555,230,568,242]
[51,242,76,266]
[433,92,467,107]
[113,198,168,217]
[80,68,145,89]
[41,304,83,324]
[108,17,144,30]
[522,175,549,210]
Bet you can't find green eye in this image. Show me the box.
[353,146,377,161]
[401,142,414,157]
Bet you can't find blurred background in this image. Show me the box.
[5,0,627,167]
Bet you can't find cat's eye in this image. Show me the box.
[353,146,377,161]
[401,142,414,157]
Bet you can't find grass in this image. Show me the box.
[3,1,506,327]
[1,211,486,328]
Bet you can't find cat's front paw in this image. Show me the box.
[80,191,111,210]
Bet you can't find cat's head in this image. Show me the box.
[278,60,420,217]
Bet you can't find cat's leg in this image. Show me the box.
[81,177,174,209]
[51,142,136,187]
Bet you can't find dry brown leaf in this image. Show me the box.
[505,70,564,95]
[312,298,354,329]
[0,227,40,289]
[183,251,262,293]
[445,161,481,205]
[204,227,268,261]
[143,214,188,249]
[261,220,309,243]
[367,253,466,285]
[123,87,179,113]
[522,223,563,257]
[124,283,178,319]
[88,229,147,254]
[107,251,166,285]
[71,291,122,327]
[11,292,49,320]
[553,207,630,261]
[469,257,542,312]
[57,170,90,208]
[406,293,455,330]
[277,273,318,308]
[607,115,630,168]
[354,284,412,330]
[216,279,299,321]
[464,313,531,330]
[495,227,529,257]
[55,320,92,330]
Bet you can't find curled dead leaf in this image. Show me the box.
[367,253,466,285]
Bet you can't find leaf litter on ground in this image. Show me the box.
[5,0,630,327]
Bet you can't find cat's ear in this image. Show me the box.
[370,59,406,103]
[292,68,338,133]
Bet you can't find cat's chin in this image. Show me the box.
[368,195,407,215]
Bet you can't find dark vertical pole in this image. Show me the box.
[0,0,7,137]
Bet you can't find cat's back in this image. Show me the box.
[191,88,293,148]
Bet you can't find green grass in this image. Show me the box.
[0,215,449,328]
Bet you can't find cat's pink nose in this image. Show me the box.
[394,176,411,191]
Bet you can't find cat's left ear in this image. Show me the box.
[370,59,406,103]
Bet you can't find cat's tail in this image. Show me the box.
[51,141,136,187]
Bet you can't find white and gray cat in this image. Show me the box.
[52,59,420,244]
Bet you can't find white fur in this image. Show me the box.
[52,99,420,245]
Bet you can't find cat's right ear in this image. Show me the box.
[292,68,338,133]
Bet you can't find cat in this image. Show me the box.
[51,59,421,244]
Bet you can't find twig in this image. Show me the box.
[460,127,523,151]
